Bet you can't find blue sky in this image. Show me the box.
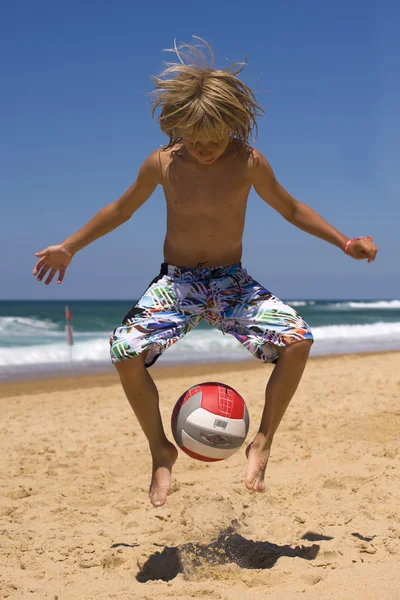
[1,0,399,300]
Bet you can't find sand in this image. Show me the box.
[0,352,399,600]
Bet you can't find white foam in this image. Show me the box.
[0,337,108,367]
[286,300,316,307]
[287,301,307,307]
[313,321,400,340]
[1,322,399,376]
[328,300,400,310]
[0,316,59,333]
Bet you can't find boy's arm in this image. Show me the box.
[251,150,377,262]
[33,151,161,285]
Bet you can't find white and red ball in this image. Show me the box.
[171,382,250,462]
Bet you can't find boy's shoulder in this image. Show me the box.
[246,146,268,165]
[139,144,272,186]
[225,144,270,173]
[142,142,268,163]
[136,150,163,184]
[246,146,275,184]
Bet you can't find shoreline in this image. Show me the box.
[1,348,399,398]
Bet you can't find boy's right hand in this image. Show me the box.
[32,244,74,285]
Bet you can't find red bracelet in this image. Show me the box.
[344,236,373,254]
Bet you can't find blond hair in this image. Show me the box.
[149,37,263,149]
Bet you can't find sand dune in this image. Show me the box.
[1,352,399,599]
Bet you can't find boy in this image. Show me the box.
[33,40,377,507]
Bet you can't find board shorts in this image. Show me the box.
[110,262,314,368]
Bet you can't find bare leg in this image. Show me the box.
[245,340,312,492]
[115,353,178,507]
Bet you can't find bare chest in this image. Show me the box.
[163,159,251,217]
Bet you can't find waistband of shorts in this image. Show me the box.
[160,262,242,279]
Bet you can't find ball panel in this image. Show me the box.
[181,386,203,404]
[181,447,221,463]
[181,431,237,460]
[200,382,245,419]
[171,394,184,437]
[185,407,247,446]
[171,391,203,447]
[243,403,250,432]
[184,422,243,451]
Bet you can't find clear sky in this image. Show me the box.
[1,0,399,300]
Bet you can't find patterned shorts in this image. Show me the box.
[110,262,313,368]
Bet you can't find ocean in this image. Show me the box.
[1,299,400,381]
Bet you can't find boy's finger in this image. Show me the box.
[45,269,57,285]
[57,270,66,285]
[37,265,50,281]
[35,249,48,257]
[32,258,46,275]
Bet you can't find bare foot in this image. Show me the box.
[245,433,271,492]
[149,442,178,507]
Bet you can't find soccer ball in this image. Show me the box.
[171,382,250,462]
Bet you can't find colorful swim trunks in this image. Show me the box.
[110,262,313,367]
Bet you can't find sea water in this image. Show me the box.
[1,299,400,381]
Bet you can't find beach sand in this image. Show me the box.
[1,352,399,600]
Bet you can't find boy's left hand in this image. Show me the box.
[346,237,378,263]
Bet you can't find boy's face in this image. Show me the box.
[181,128,231,165]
